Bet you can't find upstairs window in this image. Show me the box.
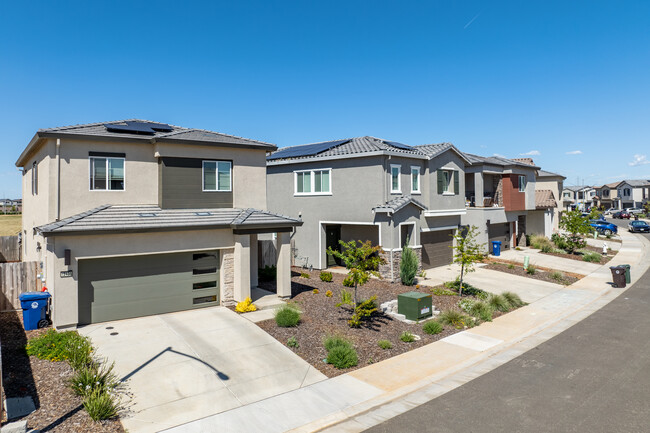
[294,169,331,195]
[437,169,458,195]
[624,188,631,197]
[411,167,421,194]
[518,175,527,192]
[203,161,232,192]
[603,189,610,197]
[391,165,401,193]
[578,191,584,199]
[31,161,38,195]
[90,157,124,190]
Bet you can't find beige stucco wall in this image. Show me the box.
[46,228,237,328]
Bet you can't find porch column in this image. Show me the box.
[234,234,251,302]
[474,172,484,206]
[277,232,292,299]
[249,234,258,288]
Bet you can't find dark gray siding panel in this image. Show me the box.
[160,157,233,209]
[78,251,219,324]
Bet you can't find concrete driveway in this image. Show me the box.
[79,307,326,433]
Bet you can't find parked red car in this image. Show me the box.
[613,211,631,219]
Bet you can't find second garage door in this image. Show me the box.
[78,251,220,324]
[421,229,454,269]
[488,223,511,253]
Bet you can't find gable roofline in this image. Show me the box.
[536,169,566,180]
[462,152,541,170]
[415,143,471,164]
[16,119,276,167]
[372,195,428,214]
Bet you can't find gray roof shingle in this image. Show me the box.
[373,195,427,214]
[37,205,301,235]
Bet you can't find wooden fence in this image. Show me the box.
[0,236,20,263]
[258,240,277,268]
[0,262,40,311]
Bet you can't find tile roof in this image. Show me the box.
[537,169,565,178]
[373,195,427,214]
[564,185,593,192]
[621,179,650,187]
[511,157,535,166]
[462,153,540,169]
[36,119,275,148]
[37,205,302,235]
[535,190,557,209]
[267,136,425,162]
[415,143,471,163]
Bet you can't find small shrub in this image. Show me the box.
[502,291,525,308]
[26,330,93,366]
[377,339,392,349]
[275,304,301,327]
[582,252,602,263]
[400,331,416,343]
[300,272,310,279]
[526,265,536,275]
[550,271,565,283]
[287,337,299,348]
[488,294,511,312]
[319,271,333,282]
[336,289,354,308]
[444,279,487,298]
[457,297,475,313]
[431,286,457,296]
[541,244,553,253]
[342,275,354,287]
[325,290,333,297]
[258,265,277,282]
[400,242,419,286]
[418,270,427,278]
[468,300,494,322]
[235,297,257,313]
[312,289,319,294]
[507,263,515,270]
[326,345,358,369]
[69,362,118,397]
[530,234,554,251]
[515,247,522,251]
[323,334,353,352]
[348,296,378,328]
[422,320,443,335]
[438,309,475,329]
[83,388,119,421]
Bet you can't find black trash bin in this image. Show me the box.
[610,266,626,288]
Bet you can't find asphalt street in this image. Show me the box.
[366,221,650,433]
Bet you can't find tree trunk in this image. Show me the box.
[459,263,465,296]
[354,283,358,307]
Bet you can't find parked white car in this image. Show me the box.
[625,207,644,214]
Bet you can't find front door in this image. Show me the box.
[325,225,342,266]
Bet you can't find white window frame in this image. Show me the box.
[390,164,401,194]
[410,166,421,194]
[202,160,232,192]
[398,221,418,249]
[518,175,526,193]
[89,157,126,191]
[442,169,454,195]
[293,168,332,196]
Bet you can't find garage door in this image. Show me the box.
[421,230,453,269]
[78,251,219,324]
[488,223,510,253]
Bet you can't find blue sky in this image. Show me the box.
[1,0,650,198]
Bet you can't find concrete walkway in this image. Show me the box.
[164,229,650,433]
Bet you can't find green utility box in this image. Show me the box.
[397,291,433,320]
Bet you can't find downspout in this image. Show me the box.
[56,139,61,221]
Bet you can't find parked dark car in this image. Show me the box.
[613,211,631,219]
[629,220,650,233]
[590,220,618,235]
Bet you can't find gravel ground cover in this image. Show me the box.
[256,268,510,378]
[0,311,124,432]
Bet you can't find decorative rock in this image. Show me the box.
[1,420,27,433]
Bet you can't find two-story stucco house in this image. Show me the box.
[266,137,469,281]
[16,120,301,328]
[530,169,564,236]
[595,181,623,210]
[616,180,650,209]
[462,154,538,252]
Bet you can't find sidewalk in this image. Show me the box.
[164,230,650,433]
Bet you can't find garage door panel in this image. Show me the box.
[421,230,454,269]
[79,251,219,325]
[488,223,510,252]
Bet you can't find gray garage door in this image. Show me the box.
[488,223,510,253]
[421,230,453,269]
[78,251,220,324]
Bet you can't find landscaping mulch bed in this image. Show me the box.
[541,245,615,264]
[257,268,505,378]
[482,261,579,286]
[0,311,124,433]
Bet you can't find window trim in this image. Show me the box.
[410,166,421,194]
[31,161,38,195]
[442,169,453,194]
[89,156,126,191]
[518,175,526,193]
[293,168,332,196]
[202,160,232,192]
[398,221,418,248]
[390,164,401,194]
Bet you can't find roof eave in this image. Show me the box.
[156,137,277,151]
[15,132,46,167]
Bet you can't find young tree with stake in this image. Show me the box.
[452,225,485,296]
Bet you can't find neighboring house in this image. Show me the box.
[266,137,470,281]
[16,120,301,328]
[562,186,595,211]
[0,198,21,213]
[616,180,650,208]
[530,169,565,236]
[595,181,623,210]
[462,154,538,252]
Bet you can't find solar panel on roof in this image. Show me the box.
[105,121,173,135]
[267,139,351,160]
[385,140,414,151]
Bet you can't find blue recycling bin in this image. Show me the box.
[492,241,502,256]
[19,291,51,331]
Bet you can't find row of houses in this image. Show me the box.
[0,198,21,213]
[562,180,650,211]
[16,120,564,329]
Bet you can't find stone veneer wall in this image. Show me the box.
[379,247,423,283]
[221,248,235,306]
[495,177,504,207]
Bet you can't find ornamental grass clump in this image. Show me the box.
[488,294,511,312]
[581,251,602,263]
[400,331,416,343]
[69,361,119,397]
[438,309,475,329]
[502,291,525,308]
[377,339,392,349]
[275,304,301,327]
[422,320,444,335]
[323,335,358,369]
[83,388,119,421]
[468,300,494,322]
